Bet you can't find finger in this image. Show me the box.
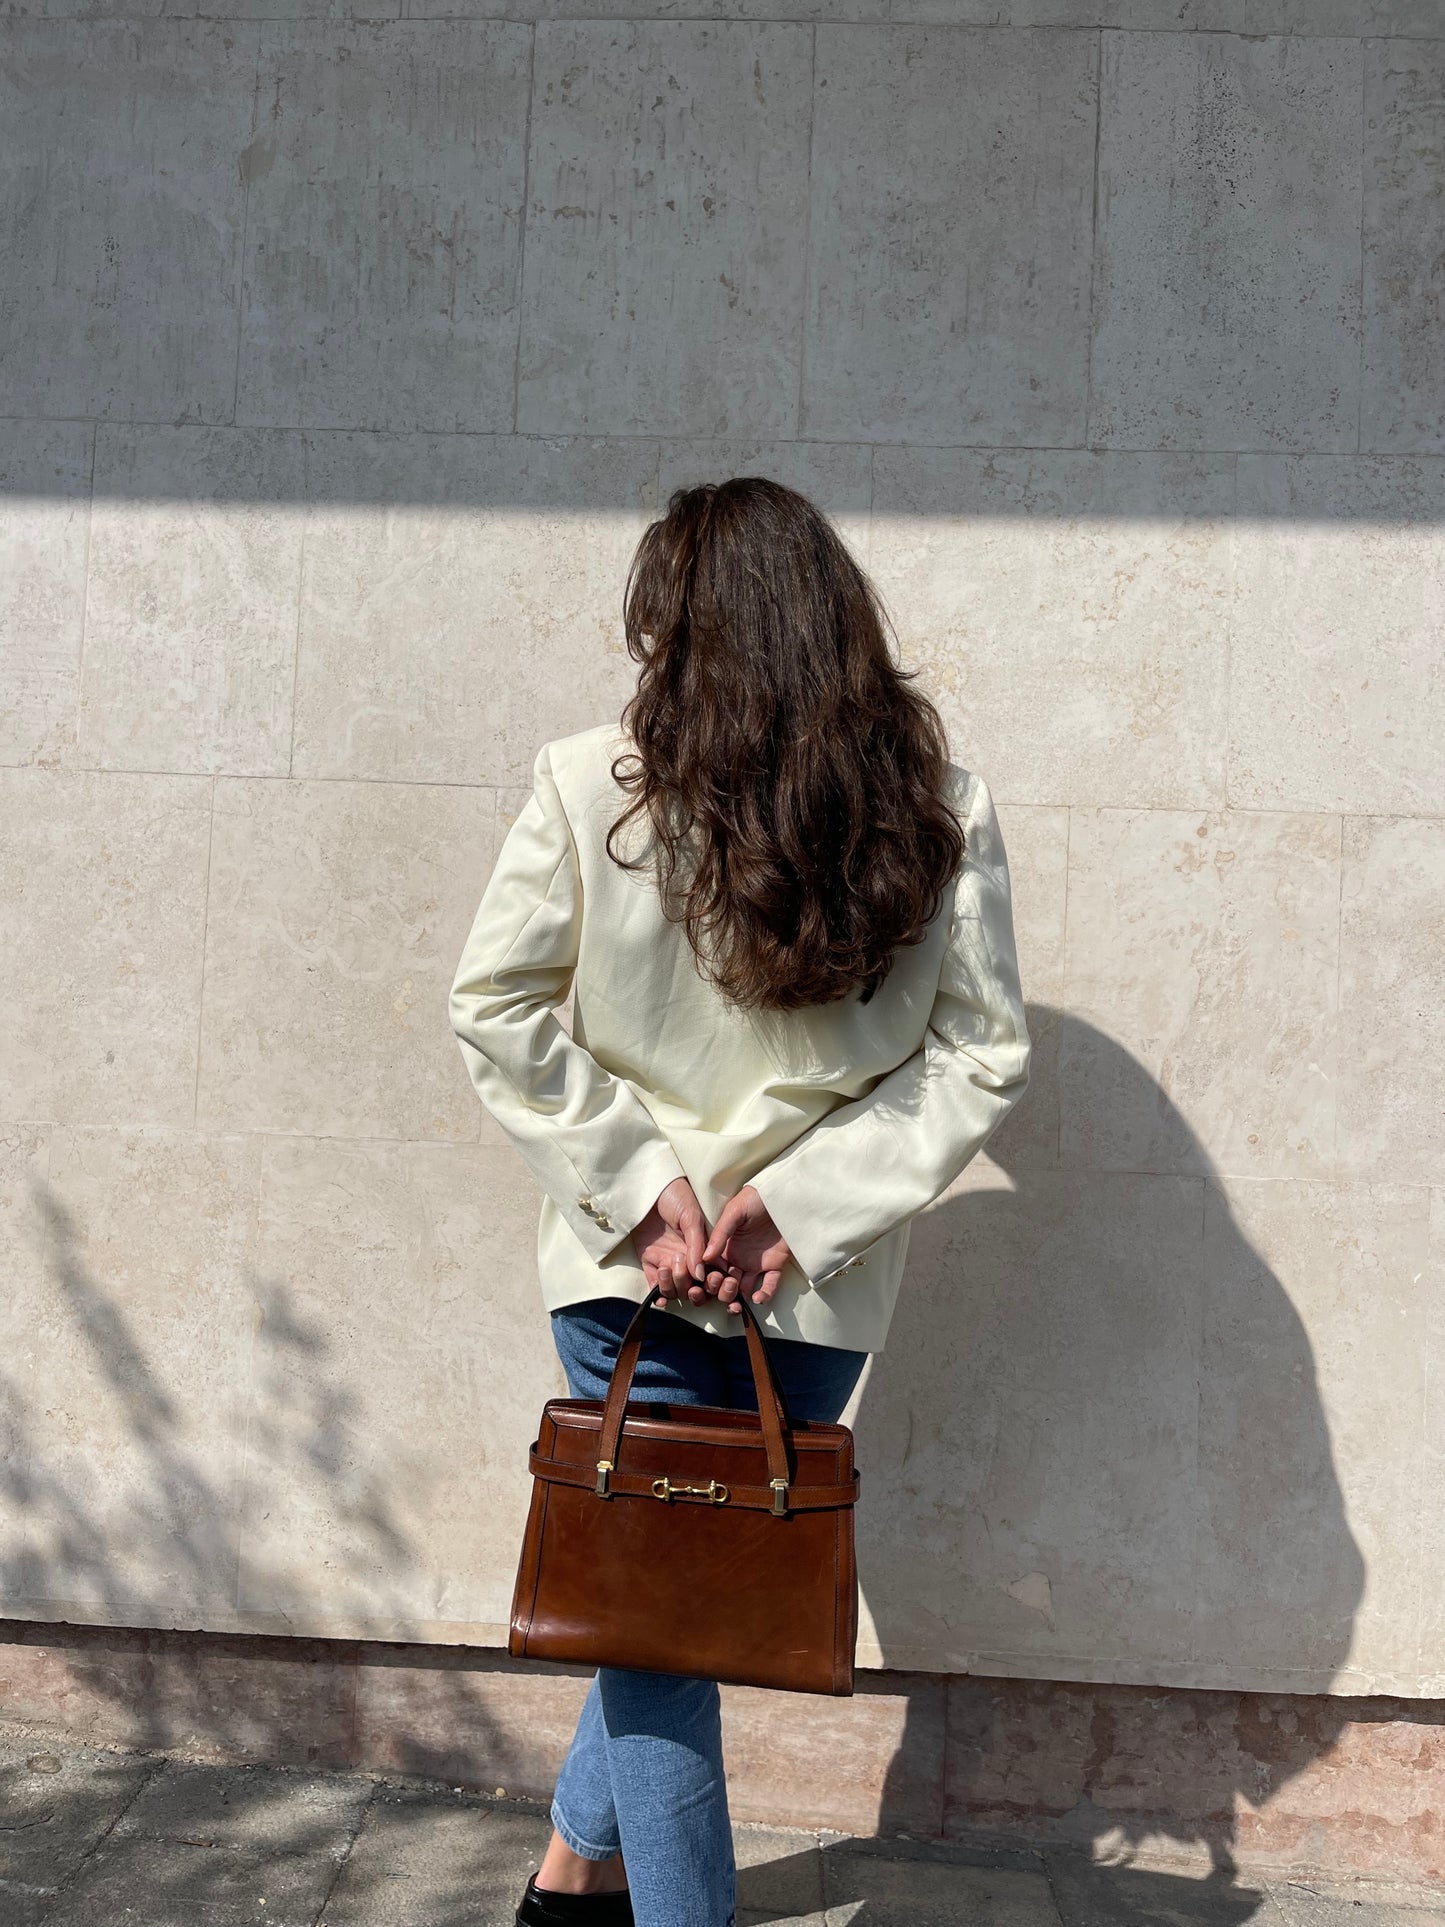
[701,1197,746,1265]
[681,1208,709,1282]
[752,1270,781,1305]
[687,1280,708,1305]
[716,1273,740,1304]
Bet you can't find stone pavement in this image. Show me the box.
[1,1737,1442,1927]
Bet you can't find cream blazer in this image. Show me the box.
[448,721,1031,1353]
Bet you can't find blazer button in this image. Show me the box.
[595,1214,613,1231]
[578,1195,595,1212]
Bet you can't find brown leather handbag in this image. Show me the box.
[509,1284,860,1695]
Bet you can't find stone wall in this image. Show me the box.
[3,1622,1443,1886]
[1,2,1441,1721]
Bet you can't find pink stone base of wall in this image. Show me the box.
[0,1620,1440,1887]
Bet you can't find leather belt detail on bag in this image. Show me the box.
[527,1445,861,1513]
[507,1282,862,1697]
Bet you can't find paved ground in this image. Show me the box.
[1,1738,1442,1927]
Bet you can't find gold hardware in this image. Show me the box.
[595,1458,613,1496]
[651,1475,729,1505]
[770,1478,789,1516]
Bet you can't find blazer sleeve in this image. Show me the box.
[448,740,688,1265]
[748,772,1032,1286]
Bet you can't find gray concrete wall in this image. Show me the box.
[1,5,1441,1708]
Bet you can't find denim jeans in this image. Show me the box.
[546,1295,869,1927]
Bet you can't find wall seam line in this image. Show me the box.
[511,21,537,438]
[794,21,818,441]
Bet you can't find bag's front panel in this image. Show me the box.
[522,1479,849,1694]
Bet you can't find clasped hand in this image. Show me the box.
[631,1177,791,1315]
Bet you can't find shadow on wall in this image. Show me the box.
[0,9,1438,514]
[855,1007,1364,1875]
[0,1011,1364,1895]
[0,1179,471,1754]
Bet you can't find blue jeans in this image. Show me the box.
[546,1295,868,1927]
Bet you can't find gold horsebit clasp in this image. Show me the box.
[651,1474,729,1505]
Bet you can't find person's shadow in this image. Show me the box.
[759,1006,1366,1920]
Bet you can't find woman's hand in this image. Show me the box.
[632,1177,715,1306]
[700,1185,791,1314]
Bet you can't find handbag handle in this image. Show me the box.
[594,1283,797,1513]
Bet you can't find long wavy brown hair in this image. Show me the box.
[605,478,966,1011]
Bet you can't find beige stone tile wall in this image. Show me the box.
[0,6,1440,1702]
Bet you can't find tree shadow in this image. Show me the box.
[0,1170,536,1781]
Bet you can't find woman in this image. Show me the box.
[448,477,1031,1927]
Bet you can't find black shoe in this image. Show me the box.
[515,1871,635,1926]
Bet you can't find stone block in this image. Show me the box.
[1060,809,1341,1179]
[0,1736,154,1890]
[196,777,492,1139]
[1424,1192,1445,1698]
[352,1648,587,1793]
[2,0,396,15]
[1363,40,1445,454]
[945,1676,1096,1842]
[822,1845,1062,1927]
[980,804,1068,1174]
[0,422,91,770]
[114,1758,370,1857]
[1229,458,1445,817]
[0,1625,361,1767]
[0,23,255,422]
[892,0,1441,22]
[41,1829,339,1927]
[945,1676,1445,1885]
[4,1127,261,1622]
[238,22,531,433]
[1274,1882,1445,1927]
[720,1673,947,1839]
[407,0,883,16]
[1045,1851,1285,1927]
[853,1167,1206,1679]
[0,1125,49,1576]
[1196,1180,1426,1685]
[869,450,1233,809]
[518,21,812,436]
[734,1824,826,1918]
[240,1134,561,1631]
[1227,1704,1445,1885]
[293,434,657,785]
[81,428,306,777]
[9,1125,263,1618]
[1338,816,1445,1188]
[0,771,212,1127]
[1091,32,1361,451]
[321,1788,548,1927]
[803,26,1096,446]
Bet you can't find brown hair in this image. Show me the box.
[605,477,965,1012]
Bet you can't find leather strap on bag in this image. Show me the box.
[594,1283,797,1510]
